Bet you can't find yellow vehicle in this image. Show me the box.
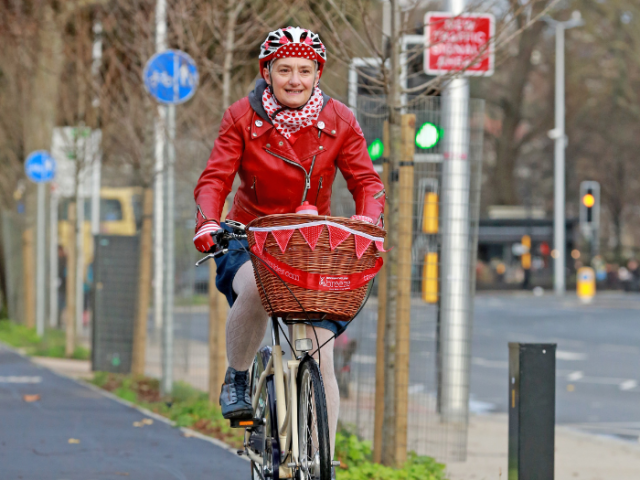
[58,187,142,269]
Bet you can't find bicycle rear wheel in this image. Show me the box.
[297,356,331,480]
[249,346,280,480]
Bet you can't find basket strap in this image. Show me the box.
[250,244,383,292]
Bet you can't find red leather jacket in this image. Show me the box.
[194,81,385,229]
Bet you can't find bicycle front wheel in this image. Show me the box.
[297,356,331,480]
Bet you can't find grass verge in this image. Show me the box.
[90,372,244,448]
[89,371,447,479]
[0,319,90,360]
[335,430,447,480]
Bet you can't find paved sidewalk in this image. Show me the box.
[446,413,640,480]
[26,348,640,479]
[0,346,247,480]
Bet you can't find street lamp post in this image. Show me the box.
[544,12,583,296]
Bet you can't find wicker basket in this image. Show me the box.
[246,214,386,322]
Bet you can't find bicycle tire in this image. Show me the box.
[249,347,280,480]
[297,356,331,480]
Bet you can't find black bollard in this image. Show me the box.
[508,343,556,480]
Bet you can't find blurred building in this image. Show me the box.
[476,206,577,289]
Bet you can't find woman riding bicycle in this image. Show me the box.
[193,26,385,460]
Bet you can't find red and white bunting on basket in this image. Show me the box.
[354,235,373,259]
[253,231,269,254]
[249,220,386,255]
[327,225,351,250]
[272,229,295,253]
[299,224,324,250]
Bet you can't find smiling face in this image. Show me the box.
[263,57,319,109]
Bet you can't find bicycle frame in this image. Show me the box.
[246,317,310,478]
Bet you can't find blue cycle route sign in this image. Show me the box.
[143,50,199,105]
[25,150,56,183]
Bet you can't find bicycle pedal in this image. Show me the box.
[230,417,265,429]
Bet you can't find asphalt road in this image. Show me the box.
[470,292,640,441]
[170,291,640,442]
[0,346,247,480]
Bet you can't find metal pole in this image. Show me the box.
[162,103,175,395]
[76,183,84,335]
[553,24,566,296]
[36,183,46,337]
[154,0,167,331]
[49,188,59,327]
[91,20,103,236]
[90,136,102,236]
[439,0,473,427]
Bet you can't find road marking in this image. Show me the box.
[620,380,637,391]
[472,357,508,369]
[0,376,42,383]
[567,371,584,381]
[469,397,496,414]
[564,372,637,390]
[557,350,587,361]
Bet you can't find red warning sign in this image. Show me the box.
[424,12,495,76]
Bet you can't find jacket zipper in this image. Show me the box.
[251,176,259,204]
[315,176,323,204]
[265,130,323,205]
[265,149,317,204]
[373,188,385,200]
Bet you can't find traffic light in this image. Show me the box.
[368,138,384,161]
[415,122,442,150]
[579,181,600,246]
[422,192,438,234]
[521,235,531,270]
[422,252,438,303]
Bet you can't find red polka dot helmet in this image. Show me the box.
[259,27,327,80]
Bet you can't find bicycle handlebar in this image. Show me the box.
[195,222,247,267]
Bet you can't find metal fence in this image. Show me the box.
[0,95,483,465]
[336,95,485,462]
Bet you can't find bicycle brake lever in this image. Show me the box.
[195,248,228,267]
[195,254,215,267]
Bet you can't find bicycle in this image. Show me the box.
[197,216,384,480]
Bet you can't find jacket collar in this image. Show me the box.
[248,79,332,126]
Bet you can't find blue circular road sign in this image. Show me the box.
[25,150,56,183]
[143,50,199,105]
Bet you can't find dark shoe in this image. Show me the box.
[219,367,253,420]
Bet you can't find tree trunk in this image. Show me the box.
[492,1,547,205]
[381,0,402,466]
[209,202,229,402]
[22,5,65,331]
[373,152,389,463]
[131,188,154,376]
[22,228,35,328]
[65,202,77,357]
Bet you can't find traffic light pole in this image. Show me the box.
[545,13,582,296]
[553,23,566,296]
[438,0,473,426]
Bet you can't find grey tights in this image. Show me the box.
[226,260,339,457]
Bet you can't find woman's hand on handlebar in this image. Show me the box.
[193,221,223,253]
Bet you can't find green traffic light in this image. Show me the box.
[415,122,441,150]
[368,138,384,161]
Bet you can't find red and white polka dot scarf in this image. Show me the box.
[262,86,324,139]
